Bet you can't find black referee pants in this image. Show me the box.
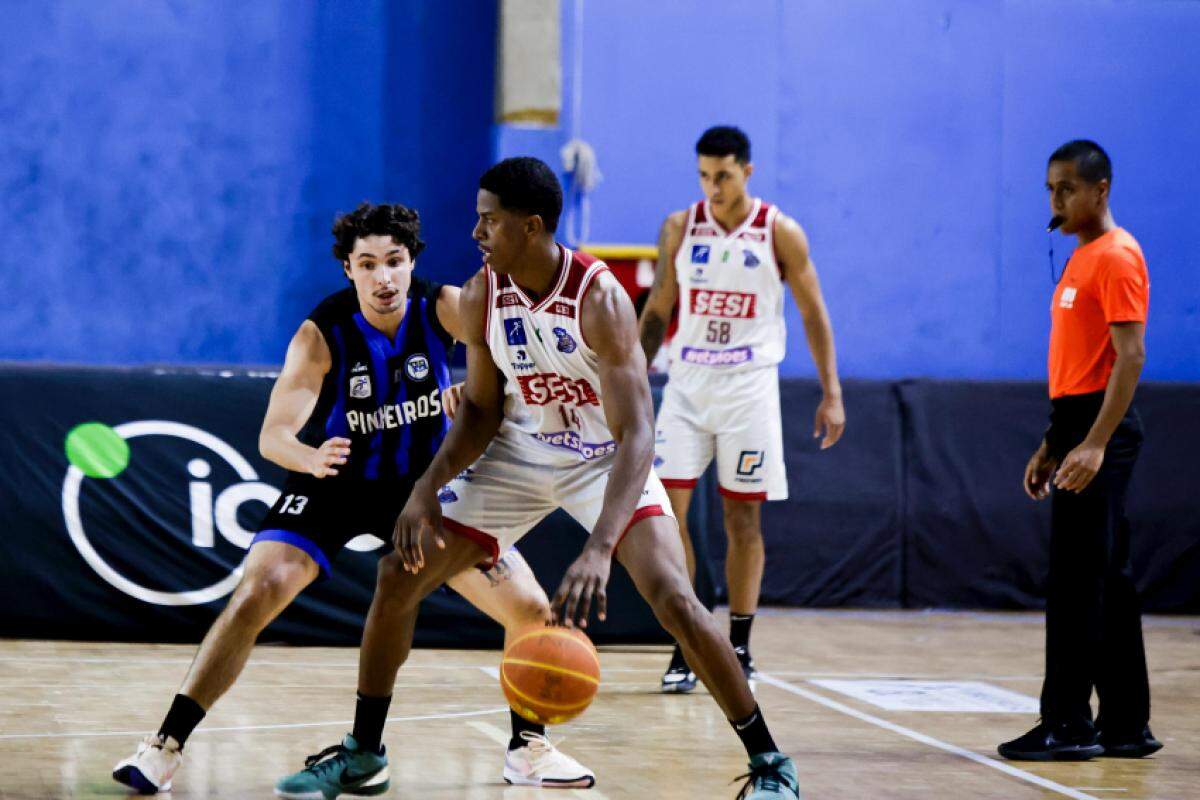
[1040,392,1149,734]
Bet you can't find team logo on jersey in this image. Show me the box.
[548,301,575,318]
[404,353,431,381]
[517,373,599,407]
[351,361,368,374]
[691,266,708,284]
[349,374,372,399]
[552,327,577,354]
[691,244,711,264]
[437,486,458,504]
[690,288,758,318]
[504,317,528,345]
[743,250,761,268]
[736,450,765,476]
[1059,287,1077,309]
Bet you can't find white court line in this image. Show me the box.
[756,673,1101,800]
[765,671,1042,681]
[467,720,510,746]
[479,665,501,680]
[0,706,508,741]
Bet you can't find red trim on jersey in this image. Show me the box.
[515,245,572,313]
[482,266,494,341]
[768,207,786,280]
[613,504,667,554]
[694,201,708,224]
[660,477,700,489]
[442,516,501,568]
[718,486,767,502]
[752,202,772,229]
[562,250,600,300]
[576,264,611,351]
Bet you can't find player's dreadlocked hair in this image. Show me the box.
[331,202,426,263]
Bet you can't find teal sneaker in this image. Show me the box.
[735,752,800,799]
[274,734,389,800]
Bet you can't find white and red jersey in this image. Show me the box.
[669,198,786,375]
[485,245,616,466]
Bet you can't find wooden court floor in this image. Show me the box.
[0,610,1196,799]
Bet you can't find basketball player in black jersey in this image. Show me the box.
[113,203,592,795]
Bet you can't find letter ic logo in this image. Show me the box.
[61,420,384,607]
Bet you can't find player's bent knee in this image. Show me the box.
[651,587,704,638]
[227,567,305,627]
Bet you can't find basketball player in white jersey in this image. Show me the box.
[276,157,801,800]
[639,126,845,693]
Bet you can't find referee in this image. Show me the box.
[999,140,1161,762]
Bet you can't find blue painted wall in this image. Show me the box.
[0,0,495,365]
[4,1,1197,380]
[500,0,1200,381]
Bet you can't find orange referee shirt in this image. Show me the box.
[1048,228,1149,399]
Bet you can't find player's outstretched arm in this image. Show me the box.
[637,211,685,364]
[394,270,504,571]
[258,321,350,477]
[776,213,846,449]
[553,272,655,627]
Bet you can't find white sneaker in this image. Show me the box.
[113,734,183,794]
[503,732,595,789]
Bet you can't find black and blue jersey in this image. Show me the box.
[254,276,458,574]
[299,276,455,483]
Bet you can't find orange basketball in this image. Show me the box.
[500,626,601,725]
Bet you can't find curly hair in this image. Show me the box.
[331,202,426,263]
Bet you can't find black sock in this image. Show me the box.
[508,708,545,750]
[668,642,690,671]
[730,705,778,758]
[158,694,206,748]
[352,692,392,754]
[730,613,755,652]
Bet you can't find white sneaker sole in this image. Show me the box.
[503,765,595,788]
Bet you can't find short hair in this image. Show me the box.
[479,157,563,234]
[331,202,425,262]
[696,125,751,164]
[1048,140,1112,184]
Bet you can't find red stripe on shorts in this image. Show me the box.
[660,477,699,489]
[613,504,667,553]
[718,486,767,502]
[442,516,501,568]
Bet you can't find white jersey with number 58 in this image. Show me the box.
[670,198,785,375]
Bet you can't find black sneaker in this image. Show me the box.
[998,721,1104,762]
[1099,726,1163,758]
[661,645,697,694]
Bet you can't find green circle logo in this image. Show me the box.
[65,422,131,479]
